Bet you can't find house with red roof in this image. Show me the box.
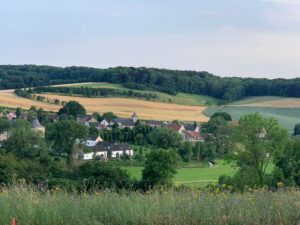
[182,130,204,143]
[166,124,185,134]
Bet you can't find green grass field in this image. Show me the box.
[126,159,274,187]
[126,160,236,187]
[62,82,219,106]
[228,96,286,105]
[1,187,299,225]
[205,106,300,134]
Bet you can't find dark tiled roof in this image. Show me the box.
[112,118,135,127]
[93,141,132,152]
[148,120,163,126]
[183,124,198,131]
[88,135,100,141]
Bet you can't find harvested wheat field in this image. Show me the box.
[0,90,208,122]
[38,93,208,122]
[0,90,60,111]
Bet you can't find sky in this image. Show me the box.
[0,0,300,78]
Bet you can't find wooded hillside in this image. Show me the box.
[1,65,299,102]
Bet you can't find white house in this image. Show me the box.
[83,142,133,161]
[85,135,103,147]
[100,119,110,128]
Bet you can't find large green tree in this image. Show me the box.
[46,120,88,166]
[0,118,10,132]
[3,125,49,161]
[294,123,300,136]
[58,101,86,118]
[211,112,232,121]
[142,150,177,188]
[202,117,232,157]
[272,140,300,186]
[148,128,181,149]
[234,113,288,186]
[78,161,131,190]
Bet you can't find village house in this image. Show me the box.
[85,116,99,127]
[147,120,164,128]
[85,135,103,147]
[166,124,185,134]
[99,119,110,130]
[83,141,133,161]
[183,123,200,132]
[7,112,16,121]
[182,130,204,143]
[76,115,99,127]
[31,118,45,136]
[112,112,138,129]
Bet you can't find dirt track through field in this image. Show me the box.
[0,91,209,122]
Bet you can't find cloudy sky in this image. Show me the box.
[0,0,300,78]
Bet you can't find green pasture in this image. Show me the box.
[125,160,236,187]
[205,106,300,134]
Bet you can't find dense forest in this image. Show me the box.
[1,65,300,102]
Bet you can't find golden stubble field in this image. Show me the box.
[0,90,209,122]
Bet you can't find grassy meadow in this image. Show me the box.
[1,187,299,225]
[205,105,300,134]
[126,160,235,187]
[229,96,300,108]
[126,159,275,187]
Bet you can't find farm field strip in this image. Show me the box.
[0,90,60,111]
[38,93,209,122]
[0,90,209,122]
[229,96,300,108]
[205,106,300,134]
[56,82,219,106]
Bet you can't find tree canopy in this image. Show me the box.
[46,120,88,166]
[1,65,300,102]
[58,101,86,118]
[233,113,288,186]
[142,150,177,188]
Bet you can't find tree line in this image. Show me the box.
[29,86,158,100]
[1,65,300,102]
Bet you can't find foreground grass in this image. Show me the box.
[1,187,300,225]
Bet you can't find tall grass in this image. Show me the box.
[0,186,299,225]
